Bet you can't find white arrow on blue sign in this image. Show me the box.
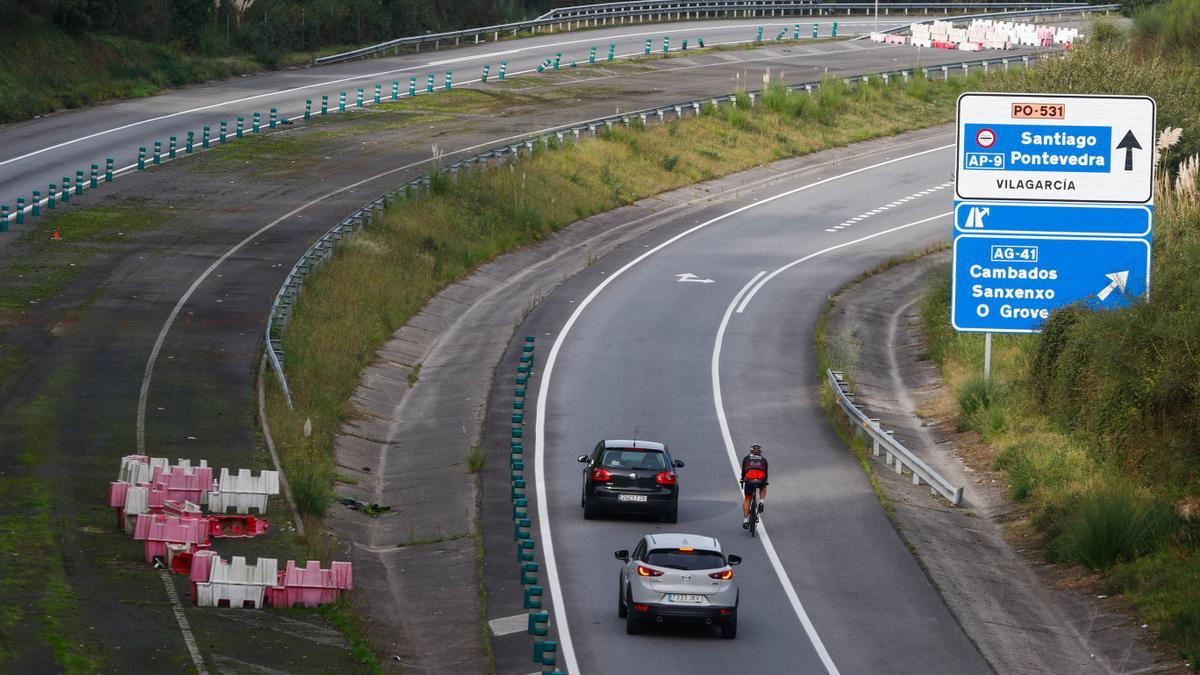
[951,234,1151,333]
[954,201,1153,237]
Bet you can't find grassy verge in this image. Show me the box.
[265,69,987,518]
[917,24,1200,663]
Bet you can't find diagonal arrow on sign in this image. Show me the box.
[676,273,715,284]
[1096,270,1129,301]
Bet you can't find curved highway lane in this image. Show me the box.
[525,132,986,673]
[0,17,912,218]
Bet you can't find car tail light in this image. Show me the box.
[636,564,663,577]
[719,608,734,615]
[654,471,676,486]
[591,467,612,481]
[634,604,650,612]
[709,568,733,580]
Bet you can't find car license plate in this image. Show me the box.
[669,594,702,603]
[617,494,647,502]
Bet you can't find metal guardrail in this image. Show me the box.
[869,2,1119,36]
[827,370,964,505]
[265,49,1058,406]
[314,0,1085,64]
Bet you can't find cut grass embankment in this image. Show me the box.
[917,30,1200,665]
[263,69,988,520]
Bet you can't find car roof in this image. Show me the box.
[644,533,721,552]
[603,439,666,452]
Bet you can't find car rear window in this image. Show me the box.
[645,549,725,570]
[600,449,666,471]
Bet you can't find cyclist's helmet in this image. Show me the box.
[750,444,762,454]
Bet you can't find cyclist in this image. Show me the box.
[740,444,768,529]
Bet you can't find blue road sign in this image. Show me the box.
[952,235,1150,333]
[954,201,1153,237]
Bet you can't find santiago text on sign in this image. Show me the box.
[964,123,1112,174]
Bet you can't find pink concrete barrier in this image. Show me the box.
[267,561,354,608]
[151,464,214,504]
[133,513,211,564]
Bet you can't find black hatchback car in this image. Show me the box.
[578,440,684,522]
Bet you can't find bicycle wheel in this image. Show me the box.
[748,495,758,538]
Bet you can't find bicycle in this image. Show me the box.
[741,481,765,538]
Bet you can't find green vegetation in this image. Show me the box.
[466,445,488,474]
[265,68,985,519]
[920,18,1200,663]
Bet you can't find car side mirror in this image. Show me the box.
[727,554,742,566]
[577,455,589,463]
[672,459,685,468]
[615,550,630,562]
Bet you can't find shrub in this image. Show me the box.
[1050,482,1177,570]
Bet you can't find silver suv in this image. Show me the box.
[615,533,741,639]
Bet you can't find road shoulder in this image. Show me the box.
[822,251,1178,674]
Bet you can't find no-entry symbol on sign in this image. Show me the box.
[975,127,996,148]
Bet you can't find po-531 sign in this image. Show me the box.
[955,93,1156,204]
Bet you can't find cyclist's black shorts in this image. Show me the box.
[743,479,767,497]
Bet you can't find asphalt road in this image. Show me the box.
[0,17,916,220]
[519,131,992,673]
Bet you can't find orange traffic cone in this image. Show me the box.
[51,230,61,240]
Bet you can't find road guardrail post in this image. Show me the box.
[270,107,278,128]
[756,26,763,42]
[374,83,381,104]
[219,121,227,143]
[794,23,800,39]
[528,611,549,636]
[304,99,311,119]
[61,176,70,202]
[202,126,210,148]
[338,91,346,112]
[138,148,146,170]
[186,131,195,153]
[482,63,490,82]
[169,136,177,158]
[813,22,818,38]
[253,112,261,132]
[15,198,24,224]
[644,38,651,55]
[48,183,56,208]
[391,80,399,100]
[0,205,7,232]
[663,36,670,53]
[445,70,453,90]
[105,158,113,182]
[608,43,615,61]
[409,77,417,96]
[31,191,40,216]
[90,164,98,188]
[427,73,435,93]
[500,60,508,79]
[589,46,596,63]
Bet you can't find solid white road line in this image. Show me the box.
[0,21,900,168]
[534,141,952,674]
[711,272,840,675]
[735,211,953,315]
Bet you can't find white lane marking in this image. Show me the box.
[133,110,649,449]
[830,182,950,231]
[534,141,952,674]
[158,568,208,675]
[736,211,952,314]
[1,23,903,171]
[711,273,840,674]
[488,613,530,636]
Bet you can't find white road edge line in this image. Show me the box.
[711,271,840,674]
[736,211,953,314]
[534,141,952,674]
[158,568,208,675]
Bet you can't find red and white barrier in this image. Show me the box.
[907,19,1083,52]
[267,561,354,609]
[192,552,278,609]
[207,468,280,515]
[132,513,210,564]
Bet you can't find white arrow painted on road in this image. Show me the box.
[676,273,715,284]
[1096,270,1129,301]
